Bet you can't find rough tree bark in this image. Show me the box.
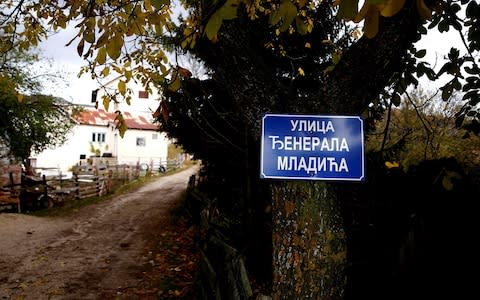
[271,181,345,299]
[179,1,426,298]
[269,3,424,298]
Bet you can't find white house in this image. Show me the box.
[93,75,162,119]
[32,76,168,173]
[31,108,169,173]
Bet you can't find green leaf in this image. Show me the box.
[219,0,238,20]
[83,29,95,44]
[414,49,426,58]
[96,32,109,48]
[102,95,110,111]
[442,173,457,191]
[115,112,128,138]
[295,16,307,35]
[279,1,297,32]
[118,80,126,95]
[441,85,453,101]
[168,75,182,92]
[97,47,107,65]
[391,93,401,106]
[106,35,123,60]
[270,9,282,25]
[151,0,170,9]
[337,0,359,20]
[363,6,379,38]
[205,14,222,40]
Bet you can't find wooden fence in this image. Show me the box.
[49,164,140,201]
[0,164,22,212]
[50,158,183,202]
[1,157,184,211]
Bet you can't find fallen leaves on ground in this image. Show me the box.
[115,216,200,299]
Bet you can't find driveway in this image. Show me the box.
[0,165,200,299]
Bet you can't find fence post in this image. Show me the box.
[95,175,100,197]
[108,169,113,193]
[74,173,79,200]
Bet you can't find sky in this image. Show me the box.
[36,12,464,106]
[37,27,101,105]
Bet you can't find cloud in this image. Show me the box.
[36,28,99,105]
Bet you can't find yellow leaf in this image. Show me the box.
[416,0,432,20]
[379,0,405,17]
[363,6,379,38]
[83,29,95,44]
[118,80,126,95]
[115,112,128,138]
[295,16,308,35]
[298,67,305,76]
[337,0,360,20]
[96,47,107,65]
[144,0,153,12]
[385,161,399,169]
[284,200,295,217]
[125,70,132,81]
[304,42,311,48]
[219,0,238,21]
[102,95,110,111]
[106,35,123,60]
[151,0,169,9]
[279,1,297,32]
[354,1,371,23]
[177,65,192,78]
[205,14,222,41]
[17,93,24,103]
[101,66,110,77]
[442,176,454,191]
[96,32,109,48]
[148,12,162,25]
[167,75,181,92]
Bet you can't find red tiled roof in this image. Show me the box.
[74,109,158,131]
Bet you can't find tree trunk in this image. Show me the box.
[271,181,346,299]
[175,1,426,298]
[268,5,425,299]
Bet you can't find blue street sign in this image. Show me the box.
[260,114,365,181]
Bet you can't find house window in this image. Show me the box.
[152,133,158,140]
[138,90,149,99]
[136,137,146,147]
[92,132,106,143]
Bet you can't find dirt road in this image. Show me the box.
[0,165,200,300]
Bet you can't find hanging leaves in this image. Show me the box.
[118,80,127,95]
[115,111,128,138]
[96,47,107,65]
[416,0,432,20]
[337,0,359,21]
[379,0,406,17]
[106,35,123,60]
[176,65,193,78]
[270,0,298,32]
[205,0,239,40]
[102,95,110,112]
[336,0,432,38]
[77,38,85,57]
[364,4,380,39]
